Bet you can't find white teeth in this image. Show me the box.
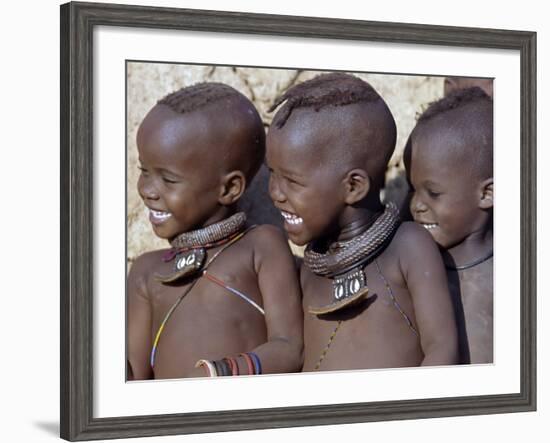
[150,209,172,221]
[280,210,303,225]
[287,217,303,225]
[421,223,438,230]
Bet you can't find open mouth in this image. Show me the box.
[419,222,438,231]
[149,208,172,224]
[280,210,303,226]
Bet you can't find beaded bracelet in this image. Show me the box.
[212,360,223,376]
[195,359,217,377]
[199,354,260,377]
[218,359,232,376]
[223,357,239,376]
[228,356,240,376]
[239,352,255,375]
[203,358,233,376]
[248,352,262,375]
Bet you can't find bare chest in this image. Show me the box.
[301,259,422,371]
[148,255,267,378]
[447,258,493,324]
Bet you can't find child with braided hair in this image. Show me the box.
[127,82,303,380]
[266,73,458,371]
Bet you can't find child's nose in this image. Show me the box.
[410,194,427,213]
[268,175,286,203]
[138,177,159,201]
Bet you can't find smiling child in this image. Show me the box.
[266,73,458,371]
[127,82,303,380]
[405,87,493,364]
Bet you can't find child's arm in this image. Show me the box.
[244,225,304,374]
[127,254,154,380]
[398,223,459,366]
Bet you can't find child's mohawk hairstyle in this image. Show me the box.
[158,82,243,114]
[269,73,381,128]
[418,86,492,122]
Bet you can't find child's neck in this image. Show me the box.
[202,206,235,228]
[334,199,385,244]
[169,206,236,243]
[444,225,493,269]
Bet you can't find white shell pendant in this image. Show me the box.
[173,248,205,273]
[334,284,345,300]
[176,252,197,270]
[308,266,369,315]
[154,248,206,283]
[332,267,367,301]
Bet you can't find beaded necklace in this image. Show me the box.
[445,249,493,271]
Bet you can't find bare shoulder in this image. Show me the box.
[244,224,297,275]
[385,221,449,290]
[391,221,438,255]
[246,224,290,253]
[128,249,168,283]
[386,222,442,275]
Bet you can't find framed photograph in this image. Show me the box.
[60,1,536,441]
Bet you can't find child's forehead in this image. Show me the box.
[138,106,223,163]
[142,103,243,146]
[270,104,373,145]
[140,101,264,178]
[412,126,475,179]
[267,115,339,167]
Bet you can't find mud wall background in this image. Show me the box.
[127,62,445,263]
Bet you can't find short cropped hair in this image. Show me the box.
[415,86,493,179]
[158,82,265,182]
[418,86,492,123]
[158,82,241,114]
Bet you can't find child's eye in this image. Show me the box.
[427,189,441,198]
[162,176,179,184]
[138,166,149,176]
[285,176,301,187]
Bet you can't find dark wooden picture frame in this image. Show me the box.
[60,1,536,441]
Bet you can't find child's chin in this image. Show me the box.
[286,231,309,247]
[431,233,446,247]
[432,235,450,250]
[151,225,174,240]
[290,238,308,247]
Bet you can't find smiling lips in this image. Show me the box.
[419,222,438,231]
[149,208,172,225]
[280,210,303,226]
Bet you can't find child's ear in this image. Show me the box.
[219,171,246,205]
[479,177,493,209]
[343,169,370,205]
